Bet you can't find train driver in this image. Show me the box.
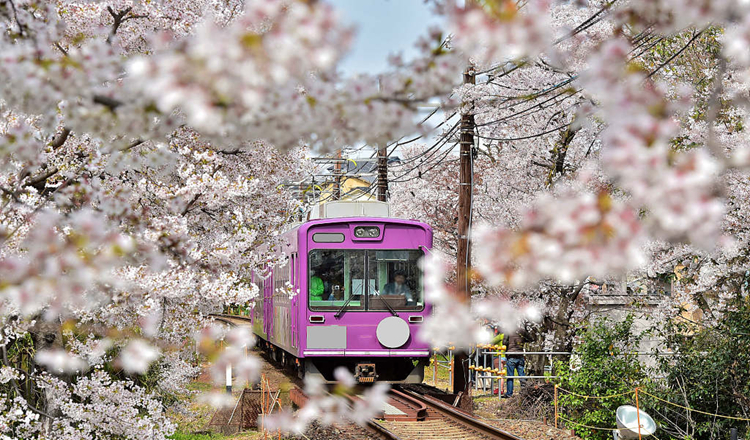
[383,271,415,305]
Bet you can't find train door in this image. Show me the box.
[263,270,273,339]
[289,252,299,348]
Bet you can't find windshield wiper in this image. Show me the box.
[371,290,398,317]
[334,285,363,318]
[334,295,356,318]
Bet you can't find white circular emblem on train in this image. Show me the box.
[376,316,410,348]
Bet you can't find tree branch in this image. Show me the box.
[181,193,201,216]
[6,0,25,36]
[568,279,590,304]
[647,29,705,79]
[106,6,131,44]
[49,127,71,150]
[25,166,59,192]
[93,94,123,111]
[54,42,68,56]
[121,138,145,152]
[0,337,55,420]
[105,6,148,44]
[216,148,242,155]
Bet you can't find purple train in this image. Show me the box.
[238,202,433,383]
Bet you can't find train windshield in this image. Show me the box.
[308,249,424,311]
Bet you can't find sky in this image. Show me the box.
[327,0,444,75]
[320,1,452,159]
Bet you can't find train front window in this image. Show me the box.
[308,249,424,311]
[368,250,424,311]
[308,249,366,311]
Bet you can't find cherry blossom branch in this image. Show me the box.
[49,127,70,150]
[92,95,122,111]
[0,337,55,419]
[4,0,24,36]
[181,193,201,216]
[647,29,705,79]
[0,161,88,248]
[106,7,148,44]
[25,166,59,192]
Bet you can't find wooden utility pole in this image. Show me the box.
[333,149,342,201]
[377,146,388,202]
[453,66,475,395]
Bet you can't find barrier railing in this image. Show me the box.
[469,345,567,398]
[469,347,677,399]
[429,346,455,389]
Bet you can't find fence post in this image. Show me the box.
[433,351,438,386]
[635,387,642,440]
[260,374,265,434]
[473,344,479,393]
[225,363,232,394]
[731,428,738,440]
[554,384,559,429]
[449,348,454,390]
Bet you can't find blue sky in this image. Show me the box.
[328,0,443,75]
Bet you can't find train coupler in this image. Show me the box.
[355,363,377,383]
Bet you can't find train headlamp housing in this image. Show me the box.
[353,226,380,239]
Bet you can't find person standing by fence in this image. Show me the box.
[503,325,532,398]
[488,324,505,395]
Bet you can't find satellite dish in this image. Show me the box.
[614,405,657,439]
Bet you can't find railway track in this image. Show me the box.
[373,387,524,440]
[291,385,524,440]
[289,387,402,439]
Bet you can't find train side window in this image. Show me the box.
[290,254,295,286]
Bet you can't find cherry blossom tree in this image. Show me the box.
[3,0,750,437]
[391,0,750,355]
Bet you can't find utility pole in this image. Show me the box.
[453,66,475,395]
[333,149,342,201]
[377,145,388,202]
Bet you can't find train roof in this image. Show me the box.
[286,201,431,234]
[289,216,432,233]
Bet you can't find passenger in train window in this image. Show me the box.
[330,284,344,300]
[383,271,414,304]
[310,275,325,301]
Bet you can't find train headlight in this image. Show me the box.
[354,226,380,238]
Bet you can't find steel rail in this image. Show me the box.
[292,386,404,440]
[210,313,253,326]
[387,389,427,421]
[396,388,525,440]
[366,420,404,440]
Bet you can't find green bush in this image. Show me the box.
[555,315,648,440]
[648,297,750,440]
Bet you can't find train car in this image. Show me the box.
[240,201,433,383]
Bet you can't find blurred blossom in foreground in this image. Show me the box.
[418,252,483,349]
[35,349,88,375]
[197,391,236,409]
[418,253,542,348]
[210,326,260,388]
[193,324,261,392]
[119,339,161,374]
[449,0,553,65]
[262,367,389,434]
[475,185,645,289]
[128,0,353,146]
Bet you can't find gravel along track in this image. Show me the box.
[372,388,523,440]
[377,419,502,439]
